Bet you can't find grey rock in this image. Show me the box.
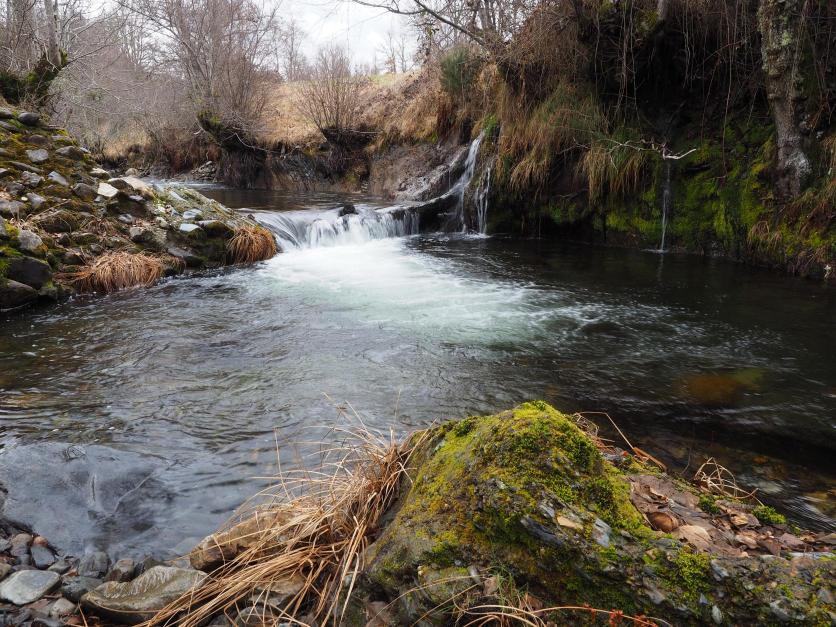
[7,257,52,290]
[17,111,41,126]
[30,545,55,569]
[0,107,13,118]
[0,570,59,605]
[197,219,233,237]
[21,171,43,187]
[26,134,50,146]
[166,246,204,268]
[81,566,206,625]
[339,203,357,216]
[592,518,612,548]
[9,534,31,558]
[0,563,12,580]
[0,120,17,131]
[61,576,102,603]
[32,615,62,627]
[72,183,96,201]
[0,200,25,218]
[55,145,87,160]
[9,160,42,174]
[235,604,280,626]
[47,560,71,575]
[97,182,119,199]
[0,217,7,239]
[61,250,84,265]
[0,167,11,178]
[109,176,152,199]
[1,278,35,308]
[48,171,69,186]
[17,229,44,254]
[26,149,49,164]
[118,214,135,224]
[90,167,110,179]
[710,559,729,580]
[124,167,139,176]
[712,604,723,625]
[49,597,76,618]
[77,551,110,578]
[26,193,46,210]
[106,558,136,583]
[179,223,202,234]
[182,209,203,221]
[155,217,170,229]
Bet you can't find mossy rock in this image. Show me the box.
[360,402,835,625]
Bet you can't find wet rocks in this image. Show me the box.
[0,570,59,605]
[0,281,38,310]
[339,203,358,216]
[81,566,206,625]
[61,576,102,603]
[106,558,136,583]
[77,551,110,578]
[29,544,55,570]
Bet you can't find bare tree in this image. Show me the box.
[278,18,307,81]
[297,44,364,136]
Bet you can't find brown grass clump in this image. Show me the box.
[58,251,165,293]
[146,425,418,626]
[226,225,277,264]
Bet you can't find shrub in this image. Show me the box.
[440,46,482,100]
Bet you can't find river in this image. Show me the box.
[1,187,833,559]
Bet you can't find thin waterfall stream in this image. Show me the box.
[658,160,672,252]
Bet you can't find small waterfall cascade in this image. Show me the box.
[448,131,485,231]
[258,205,419,251]
[658,160,672,253]
[474,158,493,235]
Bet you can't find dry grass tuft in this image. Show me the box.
[226,225,278,264]
[146,423,420,626]
[58,251,165,293]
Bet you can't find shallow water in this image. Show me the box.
[1,188,834,558]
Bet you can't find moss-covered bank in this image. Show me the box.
[359,402,835,625]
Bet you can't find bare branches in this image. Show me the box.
[297,45,365,136]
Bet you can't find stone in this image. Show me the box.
[178,223,202,234]
[0,167,10,178]
[109,176,152,199]
[72,183,96,201]
[97,182,119,199]
[77,551,110,578]
[106,558,136,583]
[48,171,69,187]
[0,120,17,131]
[9,535,31,558]
[26,149,49,164]
[90,167,110,179]
[61,577,102,603]
[0,200,25,218]
[0,218,7,239]
[0,564,12,580]
[17,230,44,254]
[25,193,46,210]
[55,145,87,160]
[47,560,70,575]
[0,570,59,605]
[17,111,40,126]
[48,597,76,618]
[124,167,139,176]
[31,616,62,627]
[592,517,612,548]
[339,203,357,216]
[118,214,135,224]
[0,107,13,118]
[6,257,52,290]
[21,171,43,187]
[34,209,79,234]
[81,566,206,625]
[29,545,55,570]
[0,280,38,310]
[10,160,42,174]
[197,219,233,237]
[155,217,169,229]
[182,209,203,221]
[26,134,49,146]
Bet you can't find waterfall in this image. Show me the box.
[257,205,419,251]
[474,160,492,235]
[447,131,485,232]
[658,160,672,253]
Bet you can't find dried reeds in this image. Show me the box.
[226,225,278,264]
[693,457,758,501]
[146,426,419,626]
[58,251,165,293]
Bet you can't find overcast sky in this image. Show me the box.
[284,0,415,67]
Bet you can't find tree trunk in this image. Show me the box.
[43,0,60,68]
[757,0,811,199]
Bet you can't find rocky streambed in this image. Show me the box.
[2,403,830,626]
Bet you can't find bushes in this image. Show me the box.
[439,46,482,100]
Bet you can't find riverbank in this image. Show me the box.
[1,403,831,625]
[0,104,275,313]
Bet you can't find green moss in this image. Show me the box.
[672,549,711,602]
[698,493,721,515]
[753,505,787,525]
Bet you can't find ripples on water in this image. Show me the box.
[0,188,833,556]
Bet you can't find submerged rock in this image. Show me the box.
[81,565,206,625]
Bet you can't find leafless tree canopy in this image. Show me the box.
[297,45,365,135]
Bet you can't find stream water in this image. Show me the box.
[1,188,834,559]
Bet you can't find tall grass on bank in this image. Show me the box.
[146,426,419,626]
[58,251,165,293]
[226,225,278,263]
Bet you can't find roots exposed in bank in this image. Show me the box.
[226,225,278,264]
[147,426,417,626]
[58,251,165,293]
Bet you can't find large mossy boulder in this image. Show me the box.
[361,402,834,625]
